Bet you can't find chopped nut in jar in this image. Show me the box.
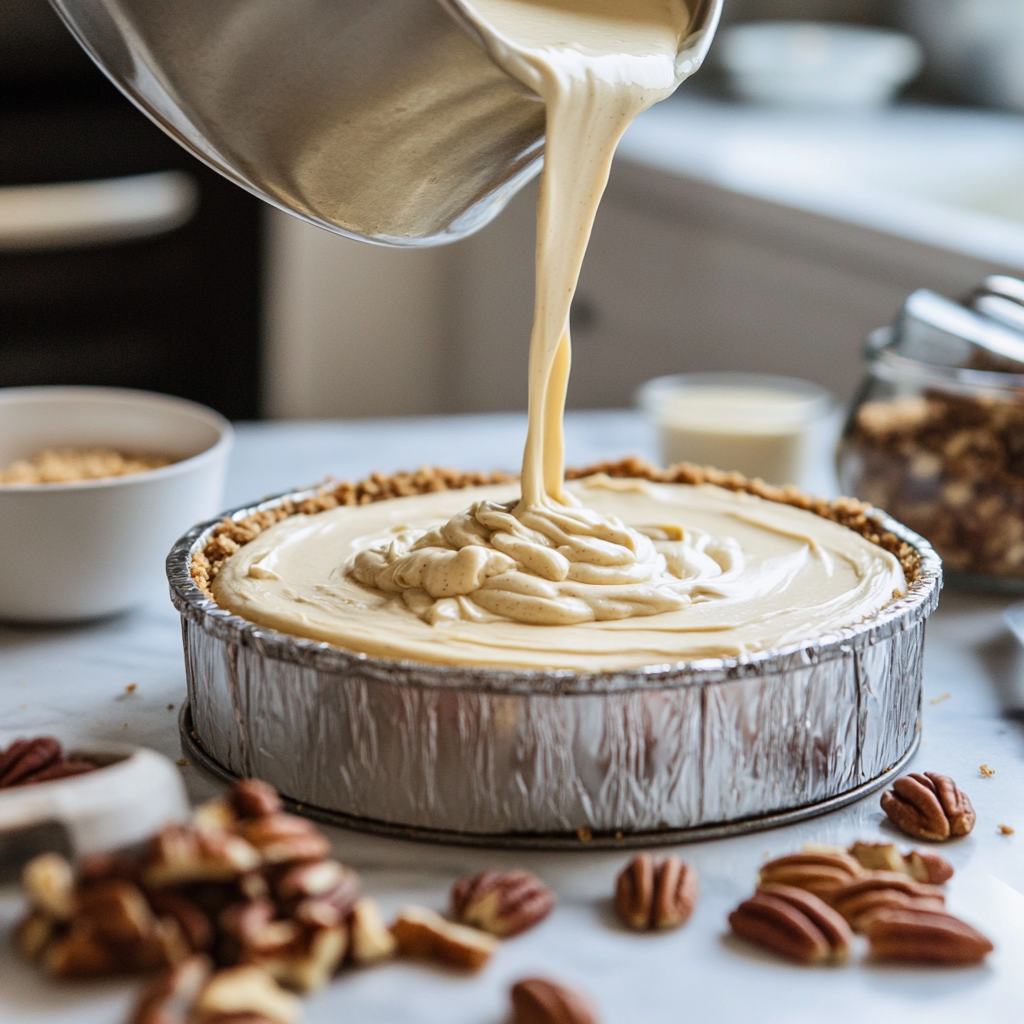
[840,386,1024,581]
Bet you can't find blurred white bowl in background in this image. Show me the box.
[637,372,836,490]
[720,22,923,110]
[0,387,232,622]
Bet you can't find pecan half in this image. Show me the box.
[729,884,852,965]
[829,872,946,932]
[347,898,397,965]
[881,773,976,841]
[392,905,497,971]
[865,908,994,965]
[614,854,698,931]
[451,870,554,937]
[0,736,61,787]
[847,841,954,885]
[510,977,598,1024]
[757,851,863,899]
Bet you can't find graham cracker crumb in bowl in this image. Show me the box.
[0,448,173,485]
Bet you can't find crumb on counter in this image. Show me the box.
[930,693,951,705]
[980,764,995,777]
[999,824,1014,835]
[176,757,189,767]
[125,683,137,694]
[0,447,172,485]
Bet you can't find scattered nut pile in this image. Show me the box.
[842,390,1024,579]
[11,769,996,1021]
[14,777,584,1024]
[728,772,991,967]
[0,737,100,789]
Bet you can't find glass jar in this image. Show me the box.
[838,327,1024,590]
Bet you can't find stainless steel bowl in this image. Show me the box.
[168,486,941,849]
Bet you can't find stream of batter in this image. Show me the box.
[213,0,908,669]
[350,0,701,626]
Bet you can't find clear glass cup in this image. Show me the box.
[637,372,836,489]
[838,327,1024,590]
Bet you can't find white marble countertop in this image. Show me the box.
[1,412,1023,1024]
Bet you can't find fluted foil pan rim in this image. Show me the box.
[167,485,942,692]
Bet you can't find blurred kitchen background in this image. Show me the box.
[3,0,1024,421]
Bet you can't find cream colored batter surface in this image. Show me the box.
[212,477,906,672]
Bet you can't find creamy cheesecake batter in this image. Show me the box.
[213,476,905,671]
[213,0,907,670]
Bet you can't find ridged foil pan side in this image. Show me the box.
[168,488,941,842]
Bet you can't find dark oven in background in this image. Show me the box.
[0,0,262,420]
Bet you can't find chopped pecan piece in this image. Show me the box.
[881,773,976,841]
[43,923,123,978]
[126,954,212,1024]
[148,893,214,953]
[142,825,261,889]
[76,880,155,945]
[729,884,851,965]
[347,898,397,965]
[22,853,75,920]
[392,905,497,971]
[451,870,554,937]
[260,924,347,994]
[193,966,301,1024]
[865,908,994,965]
[510,977,598,1024]
[614,854,697,931]
[238,814,330,865]
[847,842,954,885]
[14,912,56,962]
[757,851,863,899]
[230,780,283,820]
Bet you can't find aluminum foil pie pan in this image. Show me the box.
[167,485,941,849]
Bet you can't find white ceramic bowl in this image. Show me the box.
[0,387,232,622]
[720,22,923,109]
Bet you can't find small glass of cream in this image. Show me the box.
[637,373,836,488]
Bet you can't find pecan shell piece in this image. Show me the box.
[614,854,698,931]
[451,870,554,937]
[126,954,212,1024]
[865,908,994,965]
[881,772,975,841]
[510,977,599,1024]
[729,884,851,965]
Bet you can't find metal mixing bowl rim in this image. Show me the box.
[167,484,942,696]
